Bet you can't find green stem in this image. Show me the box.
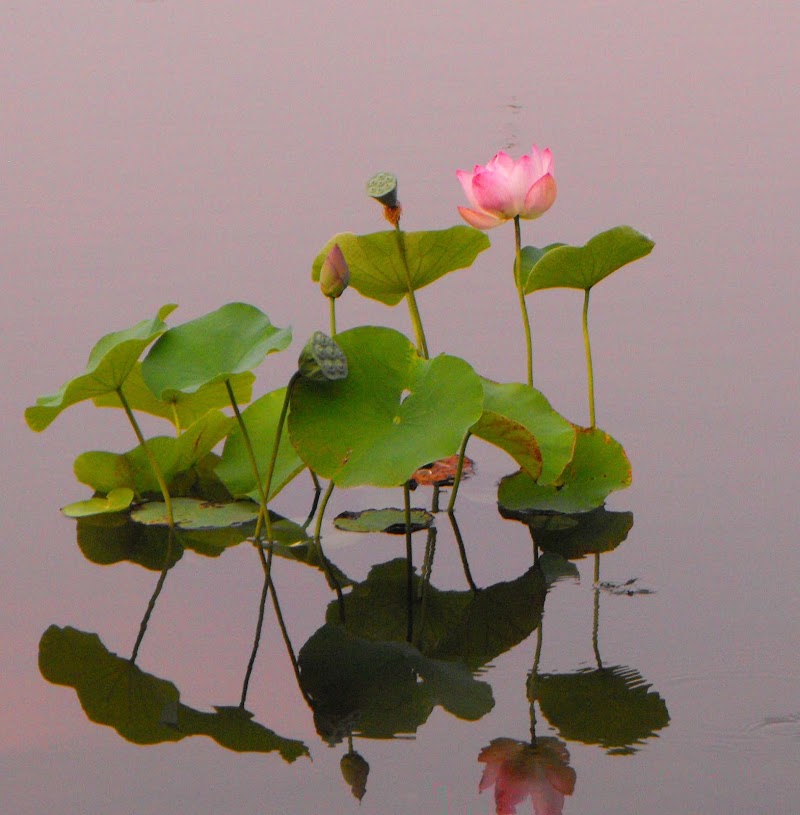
[328,296,337,336]
[226,380,266,511]
[394,225,429,358]
[447,510,478,593]
[446,431,472,513]
[313,480,345,615]
[514,216,534,387]
[583,288,596,428]
[117,386,174,528]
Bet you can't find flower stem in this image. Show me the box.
[394,225,429,358]
[513,216,534,387]
[328,296,337,336]
[117,386,174,527]
[582,288,596,428]
[226,379,266,510]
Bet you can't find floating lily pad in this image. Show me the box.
[142,303,291,400]
[311,227,490,306]
[535,665,670,754]
[39,625,307,760]
[289,327,484,487]
[473,380,576,484]
[25,304,177,431]
[62,488,135,518]
[333,508,434,534]
[93,362,255,429]
[498,427,631,514]
[522,226,655,294]
[73,410,233,496]
[216,387,305,502]
[131,497,259,529]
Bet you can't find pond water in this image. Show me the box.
[4,3,799,814]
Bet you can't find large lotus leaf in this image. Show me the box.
[497,427,632,514]
[298,624,493,741]
[216,387,305,502]
[39,626,307,760]
[311,227,490,306]
[94,362,255,429]
[473,380,576,484]
[61,488,135,518]
[522,226,654,294]
[25,304,177,431]
[76,513,184,571]
[535,665,670,753]
[141,303,291,400]
[289,327,484,487]
[525,507,634,560]
[73,410,232,496]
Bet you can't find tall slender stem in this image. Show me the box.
[394,225,429,358]
[226,380,266,511]
[513,216,534,387]
[404,481,414,643]
[446,431,472,513]
[117,386,174,527]
[582,288,596,428]
[328,296,337,336]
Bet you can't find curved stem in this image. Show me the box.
[130,530,174,663]
[328,296,337,337]
[446,431,472,513]
[117,386,174,527]
[582,288,596,428]
[394,225,429,358]
[447,510,478,593]
[514,216,534,387]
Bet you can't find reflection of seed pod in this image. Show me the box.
[298,331,348,382]
[366,171,398,208]
[340,750,369,801]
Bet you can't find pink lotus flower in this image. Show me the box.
[319,243,350,298]
[478,737,576,815]
[457,146,556,229]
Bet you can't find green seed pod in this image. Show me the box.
[366,171,398,208]
[298,331,348,382]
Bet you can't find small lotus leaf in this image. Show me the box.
[472,380,576,484]
[288,327,484,487]
[216,387,305,502]
[141,303,291,400]
[94,362,255,429]
[311,227,490,306]
[522,226,655,294]
[497,427,632,514]
[131,497,259,529]
[25,304,177,431]
[333,508,433,534]
[61,488,135,518]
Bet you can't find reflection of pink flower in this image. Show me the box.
[457,146,556,230]
[478,737,576,815]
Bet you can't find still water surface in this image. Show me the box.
[4,3,799,813]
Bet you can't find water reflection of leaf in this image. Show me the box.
[524,507,634,560]
[39,625,308,761]
[333,507,433,534]
[534,665,670,754]
[297,623,493,743]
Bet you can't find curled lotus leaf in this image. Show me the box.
[61,488,135,519]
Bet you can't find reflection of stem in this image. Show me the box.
[529,623,544,744]
[446,431,472,513]
[329,296,337,336]
[583,288,596,428]
[431,485,440,513]
[394,225,429,358]
[593,554,603,669]
[527,523,540,565]
[404,482,414,643]
[448,511,478,593]
[117,387,174,527]
[314,480,345,619]
[130,530,175,663]
[514,216,534,387]
[240,543,272,709]
[415,527,437,648]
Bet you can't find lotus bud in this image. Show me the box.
[366,171,401,227]
[319,243,350,298]
[340,750,369,802]
[298,331,348,382]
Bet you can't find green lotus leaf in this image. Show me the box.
[288,327,484,487]
[522,226,655,294]
[498,427,632,514]
[130,497,259,529]
[525,507,634,559]
[472,380,576,484]
[39,626,307,760]
[517,243,565,293]
[141,303,291,400]
[311,227,490,306]
[93,362,255,429]
[535,665,670,753]
[333,508,433,534]
[25,304,177,431]
[73,410,233,495]
[216,387,305,502]
[61,488,135,518]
